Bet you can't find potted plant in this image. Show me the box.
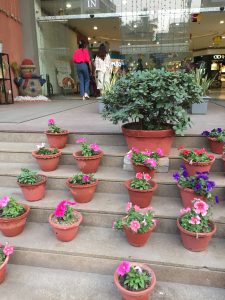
[114,261,156,300]
[66,173,98,203]
[173,165,218,208]
[202,128,225,154]
[0,242,14,284]
[127,147,163,177]
[97,73,117,113]
[32,143,62,172]
[73,138,103,173]
[49,200,83,242]
[223,146,225,172]
[178,146,215,176]
[113,203,156,247]
[124,173,158,208]
[0,196,30,236]
[177,199,216,251]
[17,168,47,201]
[45,118,69,149]
[102,69,202,155]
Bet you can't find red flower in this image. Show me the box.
[208,154,215,160]
[194,148,206,155]
[177,145,184,151]
[183,150,190,156]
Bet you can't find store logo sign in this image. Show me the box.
[213,55,225,60]
[86,0,99,9]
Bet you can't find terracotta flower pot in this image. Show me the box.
[122,123,174,156]
[222,155,225,172]
[208,137,224,154]
[132,163,156,178]
[49,211,83,242]
[45,130,69,149]
[114,262,156,300]
[177,184,206,208]
[17,175,47,202]
[182,156,215,176]
[0,204,30,237]
[66,179,98,203]
[177,218,216,252]
[123,223,156,247]
[32,150,62,172]
[124,180,158,208]
[0,256,9,284]
[73,151,104,173]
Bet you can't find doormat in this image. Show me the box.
[14,96,51,102]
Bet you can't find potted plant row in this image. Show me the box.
[45,118,69,149]
[202,128,225,154]
[0,242,14,284]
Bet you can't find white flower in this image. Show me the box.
[189,160,193,165]
[135,266,142,273]
[36,142,45,150]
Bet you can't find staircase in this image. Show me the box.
[0,131,224,300]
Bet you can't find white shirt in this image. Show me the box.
[95,54,112,73]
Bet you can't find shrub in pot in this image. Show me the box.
[49,200,83,242]
[67,173,98,203]
[127,147,163,177]
[124,172,157,208]
[17,168,47,201]
[113,203,156,247]
[102,69,202,155]
[177,199,216,252]
[45,118,69,149]
[178,146,215,176]
[32,143,62,172]
[114,261,156,300]
[0,196,30,236]
[0,242,14,284]
[202,128,225,154]
[73,138,103,173]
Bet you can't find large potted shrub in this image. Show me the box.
[0,242,14,284]
[45,118,69,149]
[102,69,202,155]
[202,128,225,154]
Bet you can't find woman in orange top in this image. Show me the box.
[73,40,92,100]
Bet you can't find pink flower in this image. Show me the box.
[194,200,209,216]
[130,220,141,232]
[143,173,151,181]
[146,206,153,211]
[152,219,157,225]
[189,215,201,225]
[3,243,14,256]
[126,151,133,159]
[112,221,116,229]
[116,261,131,276]
[82,175,90,182]
[136,172,143,180]
[76,137,87,144]
[144,158,157,168]
[0,196,10,208]
[180,207,191,215]
[157,148,163,157]
[134,205,140,212]
[131,147,140,154]
[48,118,55,125]
[143,150,152,156]
[90,143,101,152]
[126,202,132,212]
[54,200,76,218]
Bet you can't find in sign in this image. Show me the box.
[88,0,97,8]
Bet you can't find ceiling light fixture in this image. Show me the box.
[66,3,72,8]
[134,24,137,28]
[94,41,97,44]
[127,43,131,46]
[175,23,179,26]
[220,20,224,24]
[222,36,225,39]
[94,26,98,30]
[156,41,160,44]
[88,37,91,41]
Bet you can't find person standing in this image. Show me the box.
[73,40,92,100]
[94,43,112,95]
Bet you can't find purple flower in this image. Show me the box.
[215,195,219,204]
[217,128,222,133]
[197,174,208,180]
[182,170,189,177]
[202,130,210,136]
[206,181,215,191]
[195,183,201,190]
[173,172,180,181]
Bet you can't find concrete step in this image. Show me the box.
[1,264,224,300]
[1,187,224,238]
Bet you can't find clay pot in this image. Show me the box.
[73,151,103,173]
[49,211,83,242]
[45,130,69,149]
[132,163,156,178]
[114,262,156,300]
[123,223,156,247]
[122,123,174,156]
[32,149,62,172]
[0,204,30,237]
[177,184,206,208]
[124,180,158,208]
[66,179,98,203]
[208,137,224,154]
[222,155,225,172]
[0,256,9,284]
[177,218,216,252]
[17,175,47,202]
[182,156,215,176]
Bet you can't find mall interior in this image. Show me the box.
[1,0,225,99]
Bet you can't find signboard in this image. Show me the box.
[213,54,225,60]
[84,0,100,10]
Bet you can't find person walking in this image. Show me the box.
[73,40,92,100]
[94,43,112,95]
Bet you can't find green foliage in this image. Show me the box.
[69,173,96,185]
[101,73,118,97]
[0,248,6,265]
[48,124,62,133]
[121,266,151,291]
[102,69,202,134]
[193,66,215,96]
[130,178,152,190]
[0,197,25,218]
[37,147,58,155]
[17,168,41,185]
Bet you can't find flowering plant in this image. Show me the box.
[17,168,43,185]
[173,165,218,203]
[0,242,14,265]
[36,143,58,155]
[52,200,79,224]
[130,173,152,190]
[127,147,163,170]
[116,261,151,291]
[47,118,63,134]
[113,203,156,233]
[69,173,96,185]
[0,196,25,218]
[202,128,225,142]
[178,146,213,163]
[76,138,101,157]
[179,199,212,233]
